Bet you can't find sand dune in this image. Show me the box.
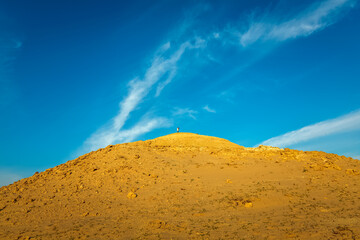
[1,133,359,239]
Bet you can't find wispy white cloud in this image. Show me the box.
[155,70,176,97]
[258,109,360,147]
[80,38,206,153]
[292,131,360,159]
[217,90,236,103]
[173,107,198,120]
[114,42,189,130]
[77,5,211,154]
[81,43,188,152]
[203,105,216,113]
[154,38,206,97]
[238,0,355,46]
[200,0,355,103]
[103,115,171,145]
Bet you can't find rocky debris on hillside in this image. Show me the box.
[0,133,359,239]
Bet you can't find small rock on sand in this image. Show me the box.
[127,192,137,199]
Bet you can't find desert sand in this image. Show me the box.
[0,133,359,239]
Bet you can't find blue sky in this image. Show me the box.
[1,0,359,186]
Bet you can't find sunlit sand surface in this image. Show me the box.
[1,133,359,239]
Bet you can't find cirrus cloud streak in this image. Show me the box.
[258,109,360,148]
[238,0,355,46]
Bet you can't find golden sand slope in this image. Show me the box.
[1,133,360,239]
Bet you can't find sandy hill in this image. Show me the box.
[1,133,360,239]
